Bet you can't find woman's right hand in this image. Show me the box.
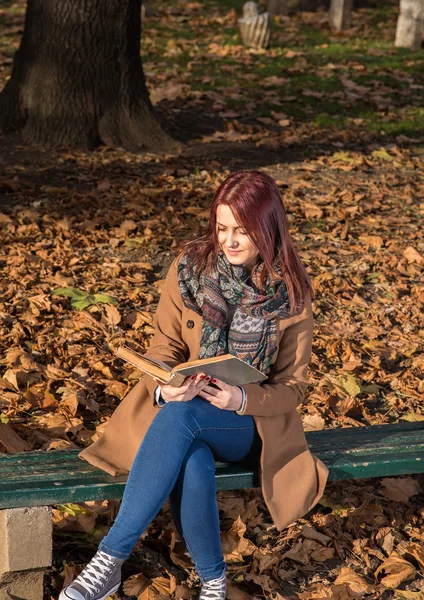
[153,373,211,402]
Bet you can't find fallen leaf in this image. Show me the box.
[374,551,416,588]
[302,414,325,431]
[334,566,374,594]
[403,247,422,264]
[379,478,422,503]
[123,573,151,598]
[303,202,323,219]
[0,423,31,452]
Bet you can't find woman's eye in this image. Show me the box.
[218,228,246,234]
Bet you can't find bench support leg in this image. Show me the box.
[0,507,52,600]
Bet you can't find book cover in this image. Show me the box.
[115,345,267,387]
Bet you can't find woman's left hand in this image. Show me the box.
[197,378,243,411]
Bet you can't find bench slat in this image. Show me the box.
[2,421,422,471]
[0,422,423,509]
[2,433,424,484]
[0,450,423,509]
[1,421,423,471]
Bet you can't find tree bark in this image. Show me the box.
[395,0,424,50]
[0,0,177,151]
[329,0,353,31]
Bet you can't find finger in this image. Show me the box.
[208,377,227,390]
[199,379,215,393]
[198,389,221,402]
[201,383,220,397]
[197,390,211,401]
[183,374,199,389]
[192,373,209,387]
[197,391,224,409]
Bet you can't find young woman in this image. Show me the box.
[60,170,328,600]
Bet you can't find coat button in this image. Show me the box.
[186,320,194,329]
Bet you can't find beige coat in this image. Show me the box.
[79,255,329,531]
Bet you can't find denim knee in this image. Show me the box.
[177,440,215,491]
[160,397,203,412]
[159,397,204,422]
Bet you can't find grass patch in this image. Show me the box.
[1,0,424,140]
[313,113,349,129]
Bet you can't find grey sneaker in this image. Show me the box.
[199,570,227,600]
[59,549,124,600]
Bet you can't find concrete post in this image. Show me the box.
[0,507,52,600]
[395,0,424,50]
[329,0,353,31]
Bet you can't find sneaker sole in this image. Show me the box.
[59,582,120,600]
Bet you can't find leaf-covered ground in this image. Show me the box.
[0,0,423,598]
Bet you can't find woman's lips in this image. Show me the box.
[226,249,242,255]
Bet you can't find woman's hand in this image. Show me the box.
[197,378,243,411]
[153,373,212,402]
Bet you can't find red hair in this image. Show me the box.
[180,170,314,311]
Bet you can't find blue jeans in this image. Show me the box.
[98,397,260,582]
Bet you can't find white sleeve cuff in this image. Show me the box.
[154,385,167,407]
[236,386,246,414]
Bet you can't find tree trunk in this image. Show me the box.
[395,0,424,50]
[0,0,177,151]
[267,0,320,16]
[329,0,353,31]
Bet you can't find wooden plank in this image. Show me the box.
[2,422,423,478]
[2,421,422,469]
[3,431,423,484]
[0,448,423,509]
[2,437,422,484]
[1,423,424,478]
[0,423,423,509]
[2,422,421,471]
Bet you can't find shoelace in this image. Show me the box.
[199,573,227,600]
[73,551,117,596]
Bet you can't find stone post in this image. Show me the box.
[239,2,272,49]
[329,0,353,31]
[0,507,52,600]
[141,0,152,19]
[395,0,424,50]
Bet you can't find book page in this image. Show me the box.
[141,355,172,372]
[115,346,173,380]
[173,355,267,386]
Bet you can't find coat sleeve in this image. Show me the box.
[142,255,189,401]
[237,294,313,417]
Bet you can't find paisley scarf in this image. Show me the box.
[177,250,299,374]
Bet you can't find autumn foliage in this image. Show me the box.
[0,0,423,598]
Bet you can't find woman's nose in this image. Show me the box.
[226,234,238,248]
[225,233,236,248]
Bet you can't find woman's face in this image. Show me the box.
[216,204,260,271]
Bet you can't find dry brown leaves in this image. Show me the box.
[1,119,424,600]
[1,0,424,599]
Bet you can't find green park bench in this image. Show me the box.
[1,421,423,600]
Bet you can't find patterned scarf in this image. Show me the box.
[177,250,298,375]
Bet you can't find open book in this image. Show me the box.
[115,345,268,387]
